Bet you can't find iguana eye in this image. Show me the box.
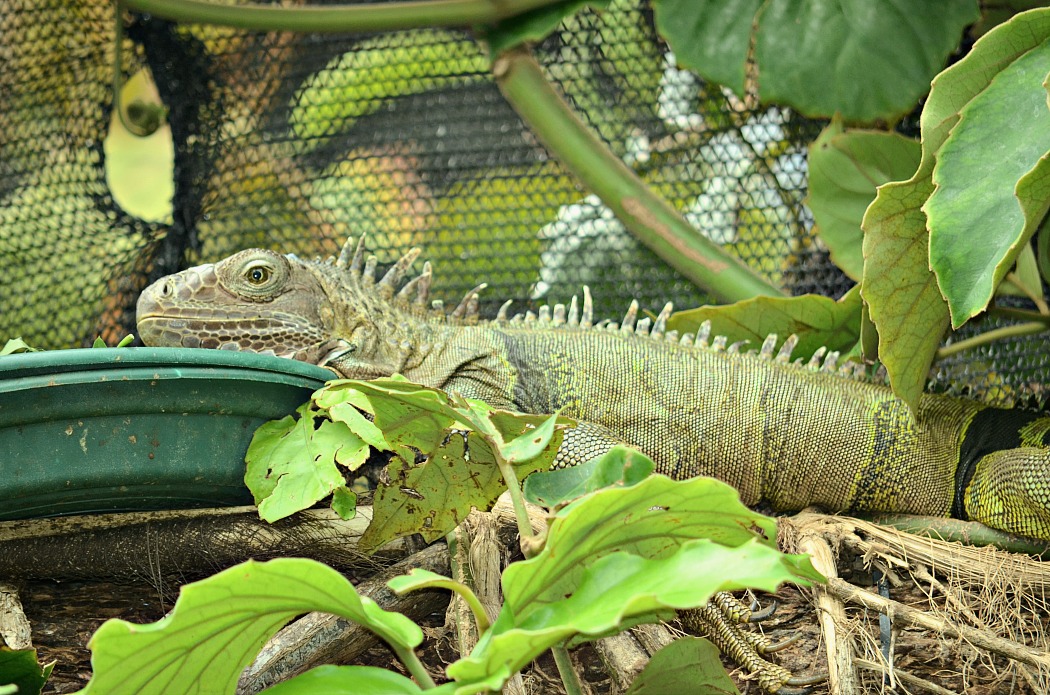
[245,263,272,285]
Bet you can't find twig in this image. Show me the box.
[825,577,1050,671]
[854,658,959,695]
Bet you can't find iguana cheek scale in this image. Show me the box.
[136,237,1050,544]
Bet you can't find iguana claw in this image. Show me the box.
[682,592,826,694]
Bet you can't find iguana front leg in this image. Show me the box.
[965,447,1050,540]
[682,594,825,694]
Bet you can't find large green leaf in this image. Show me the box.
[926,23,1050,326]
[623,637,739,695]
[506,475,786,611]
[80,558,423,695]
[523,445,654,508]
[860,164,948,412]
[807,118,921,280]
[654,0,978,123]
[360,427,560,553]
[244,406,367,523]
[862,9,1050,407]
[667,286,863,362]
[444,474,819,691]
[0,648,53,695]
[260,665,428,695]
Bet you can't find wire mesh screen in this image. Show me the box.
[0,0,1045,402]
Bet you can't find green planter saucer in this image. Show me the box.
[0,348,332,520]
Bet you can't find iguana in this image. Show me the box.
[136,237,1050,690]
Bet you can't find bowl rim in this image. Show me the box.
[0,346,336,381]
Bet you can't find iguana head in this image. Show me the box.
[136,238,477,378]
[136,247,347,363]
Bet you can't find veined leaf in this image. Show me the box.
[926,18,1050,326]
[861,162,948,413]
[523,445,654,508]
[447,476,818,690]
[807,117,921,280]
[624,637,739,695]
[667,286,863,362]
[360,427,561,553]
[653,0,978,123]
[259,665,429,695]
[81,559,422,695]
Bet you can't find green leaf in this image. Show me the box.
[450,537,820,686]
[667,287,863,362]
[861,165,948,412]
[926,21,1050,326]
[245,407,367,523]
[523,445,654,508]
[331,485,357,520]
[81,558,423,695]
[259,665,426,694]
[807,118,921,280]
[654,0,978,123]
[480,1,613,59]
[999,241,1043,298]
[351,380,462,458]
[0,338,37,356]
[360,427,560,553]
[0,648,53,695]
[91,336,106,348]
[623,637,739,695]
[497,412,563,463]
[507,475,806,613]
[387,568,465,595]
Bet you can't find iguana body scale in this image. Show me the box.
[136,238,1050,543]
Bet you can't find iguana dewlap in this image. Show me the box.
[137,237,1050,543]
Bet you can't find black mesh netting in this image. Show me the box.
[0,0,1046,403]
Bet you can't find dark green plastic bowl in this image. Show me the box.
[0,348,333,520]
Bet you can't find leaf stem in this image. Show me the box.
[120,0,566,32]
[494,448,539,555]
[492,46,784,302]
[935,321,1049,360]
[552,645,585,695]
[392,645,437,689]
[989,305,1050,323]
[1003,272,1050,314]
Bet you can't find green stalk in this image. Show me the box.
[935,321,1048,360]
[864,514,1050,557]
[552,645,585,695]
[120,0,565,32]
[493,448,540,557]
[493,46,785,303]
[392,645,438,689]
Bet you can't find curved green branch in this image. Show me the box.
[120,0,565,32]
[492,46,784,302]
[935,321,1049,361]
[865,514,1050,557]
